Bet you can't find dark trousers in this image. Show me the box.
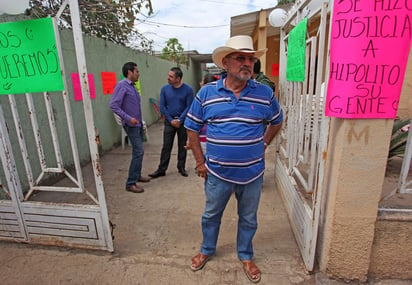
[157,120,187,171]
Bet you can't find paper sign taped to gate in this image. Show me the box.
[0,18,64,95]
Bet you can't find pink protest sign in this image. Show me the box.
[71,73,96,101]
[325,1,412,119]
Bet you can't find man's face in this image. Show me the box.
[167,70,179,85]
[223,52,258,81]
[129,67,140,83]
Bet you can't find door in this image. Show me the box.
[0,0,113,251]
[275,0,331,270]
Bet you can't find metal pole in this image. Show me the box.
[68,0,113,251]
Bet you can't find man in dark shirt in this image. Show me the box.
[253,59,276,92]
[149,67,194,178]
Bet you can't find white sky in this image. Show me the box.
[137,0,278,54]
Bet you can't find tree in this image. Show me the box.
[160,38,188,67]
[27,0,154,52]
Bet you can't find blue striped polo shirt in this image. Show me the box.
[184,76,283,184]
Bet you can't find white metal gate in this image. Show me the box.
[275,0,330,271]
[0,0,113,251]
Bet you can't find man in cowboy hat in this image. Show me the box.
[184,35,283,283]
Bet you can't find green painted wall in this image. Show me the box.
[59,30,201,155]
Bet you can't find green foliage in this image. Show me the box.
[27,0,154,52]
[388,118,411,160]
[160,38,188,67]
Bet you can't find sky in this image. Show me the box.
[136,0,279,54]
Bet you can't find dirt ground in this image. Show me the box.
[0,121,410,285]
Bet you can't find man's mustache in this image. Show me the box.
[240,67,251,72]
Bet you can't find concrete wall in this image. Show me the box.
[58,29,202,154]
[397,47,412,119]
[369,214,412,279]
[317,119,393,282]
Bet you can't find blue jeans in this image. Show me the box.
[200,173,263,261]
[123,125,144,186]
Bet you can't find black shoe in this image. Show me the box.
[149,170,166,178]
[178,168,188,177]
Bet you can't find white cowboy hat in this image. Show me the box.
[212,35,267,69]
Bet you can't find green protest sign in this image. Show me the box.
[0,17,64,95]
[286,18,307,82]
